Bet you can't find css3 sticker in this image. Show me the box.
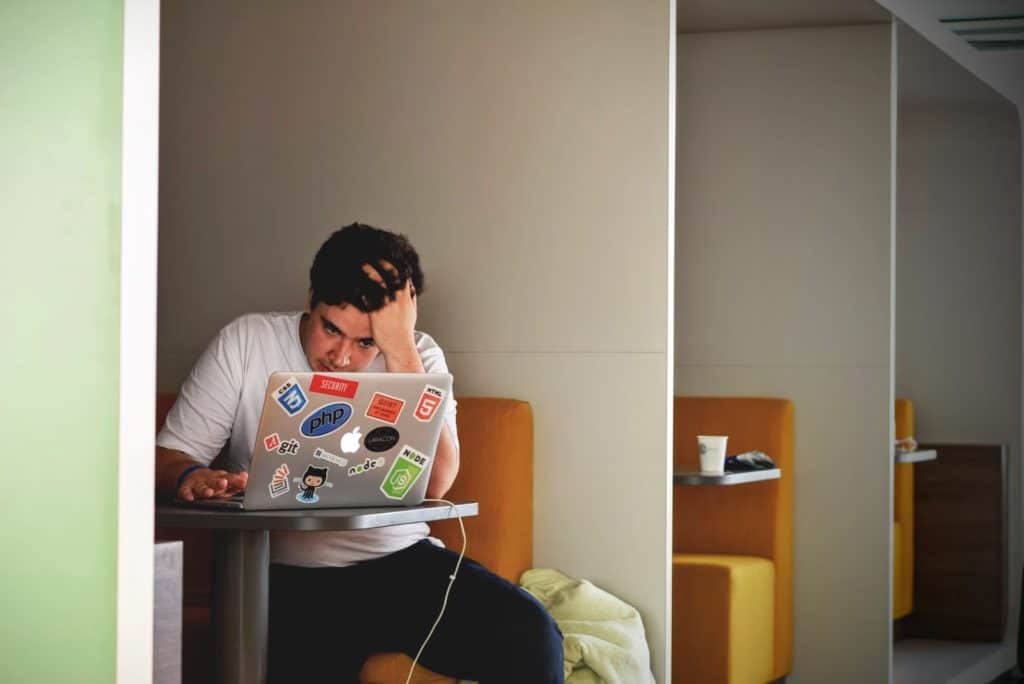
[294,465,332,504]
[414,385,445,422]
[380,446,430,500]
[274,377,308,416]
[268,463,290,498]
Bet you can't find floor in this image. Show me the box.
[893,640,1005,684]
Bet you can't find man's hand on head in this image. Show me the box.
[177,468,248,502]
[362,261,424,372]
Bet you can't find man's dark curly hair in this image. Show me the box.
[308,223,425,312]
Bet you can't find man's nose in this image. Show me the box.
[329,339,353,366]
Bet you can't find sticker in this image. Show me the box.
[365,392,405,424]
[263,433,281,451]
[274,376,308,416]
[310,374,359,399]
[340,426,363,454]
[414,385,446,422]
[364,426,400,453]
[277,438,300,456]
[300,402,353,438]
[313,446,348,467]
[294,465,332,504]
[380,445,429,500]
[347,456,386,477]
[268,463,290,498]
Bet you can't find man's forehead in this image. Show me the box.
[320,303,372,337]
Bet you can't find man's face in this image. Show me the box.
[300,300,380,372]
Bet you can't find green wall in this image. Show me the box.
[0,1,123,681]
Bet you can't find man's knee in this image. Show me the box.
[508,591,564,681]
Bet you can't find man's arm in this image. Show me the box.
[156,446,248,501]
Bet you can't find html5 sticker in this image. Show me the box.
[414,385,446,423]
[309,374,359,399]
[263,433,282,451]
[365,392,405,425]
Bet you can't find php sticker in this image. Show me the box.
[309,374,359,399]
[263,433,281,451]
[274,377,308,416]
[300,402,353,438]
[380,445,429,500]
[277,438,300,456]
[365,392,405,425]
[347,456,386,477]
[313,446,348,467]
[268,463,290,498]
[414,385,445,423]
[364,426,399,453]
[294,464,332,504]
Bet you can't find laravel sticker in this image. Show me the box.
[414,385,445,423]
[365,392,405,425]
[309,374,359,399]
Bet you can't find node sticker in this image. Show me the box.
[365,392,405,425]
[294,465,332,504]
[268,463,290,498]
[309,374,359,399]
[380,445,430,500]
[274,376,308,416]
[313,446,348,467]
[347,456,386,477]
[414,385,445,423]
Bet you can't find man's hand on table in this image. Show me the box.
[178,468,249,502]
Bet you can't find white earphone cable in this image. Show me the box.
[405,498,467,684]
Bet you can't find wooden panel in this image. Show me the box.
[905,444,1006,641]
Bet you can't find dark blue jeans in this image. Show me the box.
[268,540,564,683]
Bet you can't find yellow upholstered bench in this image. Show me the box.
[673,397,794,684]
[893,398,915,620]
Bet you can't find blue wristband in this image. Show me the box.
[176,464,208,490]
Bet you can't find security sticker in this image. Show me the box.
[274,377,308,416]
[365,392,405,425]
[277,438,300,456]
[380,445,430,500]
[364,426,399,452]
[313,446,348,467]
[294,464,332,504]
[300,402,353,438]
[414,385,446,423]
[310,374,359,399]
[347,456,386,477]
[263,433,281,451]
[268,463,290,498]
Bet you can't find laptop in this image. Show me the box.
[185,371,453,510]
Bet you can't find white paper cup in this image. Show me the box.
[698,435,728,474]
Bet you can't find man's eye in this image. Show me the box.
[358,339,376,349]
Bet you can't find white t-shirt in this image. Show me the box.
[156,311,459,567]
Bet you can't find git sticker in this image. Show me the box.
[380,445,429,500]
[268,463,290,498]
[274,377,308,416]
[414,385,445,422]
[365,392,405,424]
[277,438,300,456]
[313,446,348,467]
[263,433,281,451]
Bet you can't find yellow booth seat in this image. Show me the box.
[157,394,535,684]
[673,397,794,684]
[893,398,915,620]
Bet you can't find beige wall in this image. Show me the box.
[159,1,673,679]
[675,24,893,683]
[896,23,1023,681]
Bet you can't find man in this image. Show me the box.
[155,223,563,683]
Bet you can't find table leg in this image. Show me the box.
[212,529,270,684]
